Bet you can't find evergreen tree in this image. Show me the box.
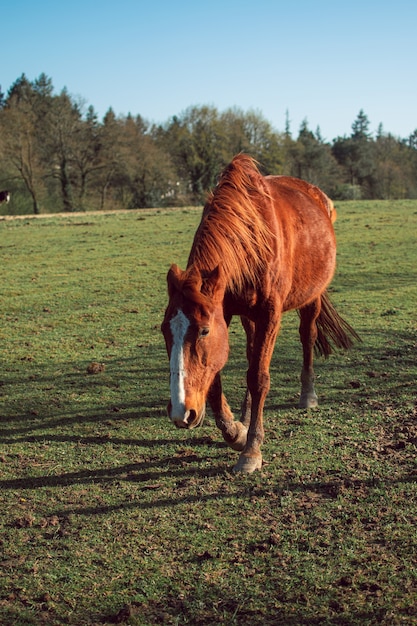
[351,108,371,139]
[332,110,377,198]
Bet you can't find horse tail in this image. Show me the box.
[314,291,360,358]
[328,198,337,224]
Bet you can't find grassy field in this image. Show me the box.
[0,200,416,625]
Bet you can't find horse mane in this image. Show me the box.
[188,154,275,293]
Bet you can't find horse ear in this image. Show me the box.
[201,265,226,300]
[167,264,183,296]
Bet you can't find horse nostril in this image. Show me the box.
[172,408,203,429]
[184,409,197,426]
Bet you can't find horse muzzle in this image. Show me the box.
[167,402,206,429]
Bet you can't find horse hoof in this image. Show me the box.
[227,422,248,451]
[298,393,318,409]
[232,453,262,474]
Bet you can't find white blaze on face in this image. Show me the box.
[169,309,190,418]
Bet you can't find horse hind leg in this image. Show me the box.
[298,300,320,408]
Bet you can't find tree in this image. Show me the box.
[407,131,417,197]
[0,106,43,213]
[285,120,342,195]
[69,104,104,209]
[40,89,82,211]
[102,114,176,209]
[332,110,377,198]
[371,131,413,198]
[159,106,285,202]
[93,108,124,209]
[159,105,228,203]
[0,74,48,213]
[0,85,5,109]
[351,108,371,140]
[230,109,284,174]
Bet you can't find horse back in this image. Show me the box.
[266,175,336,223]
[264,175,337,311]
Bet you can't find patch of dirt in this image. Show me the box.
[86,362,106,374]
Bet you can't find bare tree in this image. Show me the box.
[0,81,44,214]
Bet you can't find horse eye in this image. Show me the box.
[199,327,210,338]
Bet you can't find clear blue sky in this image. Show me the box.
[2,0,416,141]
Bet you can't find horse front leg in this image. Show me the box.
[240,316,255,429]
[233,309,281,473]
[207,374,248,451]
[298,300,320,408]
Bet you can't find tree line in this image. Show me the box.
[1,73,416,214]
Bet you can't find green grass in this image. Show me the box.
[0,201,416,625]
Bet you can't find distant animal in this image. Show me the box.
[161,154,359,473]
[0,190,10,204]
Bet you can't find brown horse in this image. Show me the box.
[161,154,359,473]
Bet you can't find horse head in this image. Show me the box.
[161,263,229,429]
